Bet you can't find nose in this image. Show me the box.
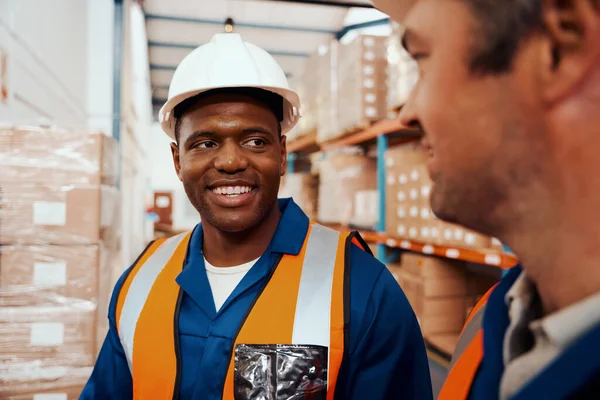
[398,88,420,129]
[213,140,249,173]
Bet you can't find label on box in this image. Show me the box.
[397,207,407,218]
[363,65,375,75]
[399,174,408,184]
[421,208,430,220]
[386,158,394,167]
[30,322,65,346]
[397,225,407,236]
[33,202,67,226]
[397,191,406,202]
[409,227,418,238]
[363,79,375,89]
[363,37,375,47]
[454,229,465,241]
[465,233,476,245]
[410,206,419,218]
[431,227,440,238]
[410,169,420,181]
[364,51,375,61]
[33,262,68,286]
[421,185,431,197]
[365,106,377,117]
[34,394,68,400]
[386,174,395,185]
[444,229,453,240]
[410,189,419,200]
[365,93,376,103]
[421,227,431,238]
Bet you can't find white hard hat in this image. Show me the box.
[370,0,416,22]
[159,33,301,139]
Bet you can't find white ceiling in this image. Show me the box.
[143,0,381,106]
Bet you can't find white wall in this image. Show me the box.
[150,122,201,231]
[0,0,89,126]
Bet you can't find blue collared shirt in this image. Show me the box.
[81,198,432,399]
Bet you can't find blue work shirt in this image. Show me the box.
[469,265,600,399]
[81,198,432,399]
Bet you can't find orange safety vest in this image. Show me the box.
[438,284,497,400]
[114,223,366,400]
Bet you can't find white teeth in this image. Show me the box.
[212,186,253,195]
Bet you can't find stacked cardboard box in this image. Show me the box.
[0,126,120,398]
[337,35,388,135]
[384,142,493,249]
[317,149,377,226]
[316,42,340,143]
[293,53,319,138]
[387,254,497,355]
[386,22,419,111]
[279,173,319,221]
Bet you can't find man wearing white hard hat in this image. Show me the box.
[371,0,600,399]
[82,33,432,399]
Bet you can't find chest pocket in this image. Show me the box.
[234,344,328,400]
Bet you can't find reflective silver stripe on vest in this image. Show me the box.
[292,223,341,385]
[118,232,188,372]
[450,304,486,369]
[292,224,340,346]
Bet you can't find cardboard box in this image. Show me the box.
[0,184,120,246]
[0,126,117,186]
[0,306,96,367]
[279,173,319,220]
[351,190,379,229]
[463,230,491,249]
[0,245,106,307]
[2,385,84,400]
[317,152,377,225]
[401,253,466,279]
[0,364,91,398]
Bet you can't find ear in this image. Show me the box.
[279,134,287,177]
[170,142,183,181]
[541,0,600,104]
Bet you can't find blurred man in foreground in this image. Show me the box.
[372,0,600,398]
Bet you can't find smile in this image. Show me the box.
[210,186,255,197]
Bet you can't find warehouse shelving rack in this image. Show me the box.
[286,120,519,270]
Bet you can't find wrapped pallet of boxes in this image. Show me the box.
[279,173,319,221]
[316,42,340,143]
[317,149,377,225]
[294,53,319,138]
[337,35,388,136]
[387,22,419,111]
[0,126,120,397]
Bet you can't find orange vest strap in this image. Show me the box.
[463,284,496,332]
[116,232,191,400]
[438,330,484,400]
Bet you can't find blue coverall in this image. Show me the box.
[81,198,433,399]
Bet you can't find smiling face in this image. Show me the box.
[171,92,287,233]
[398,0,552,235]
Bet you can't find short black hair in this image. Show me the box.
[173,87,284,143]
[464,0,542,73]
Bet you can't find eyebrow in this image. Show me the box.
[184,130,214,148]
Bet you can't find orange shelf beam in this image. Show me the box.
[320,119,412,150]
[286,130,317,153]
[323,224,518,269]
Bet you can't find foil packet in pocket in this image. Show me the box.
[234,344,328,400]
